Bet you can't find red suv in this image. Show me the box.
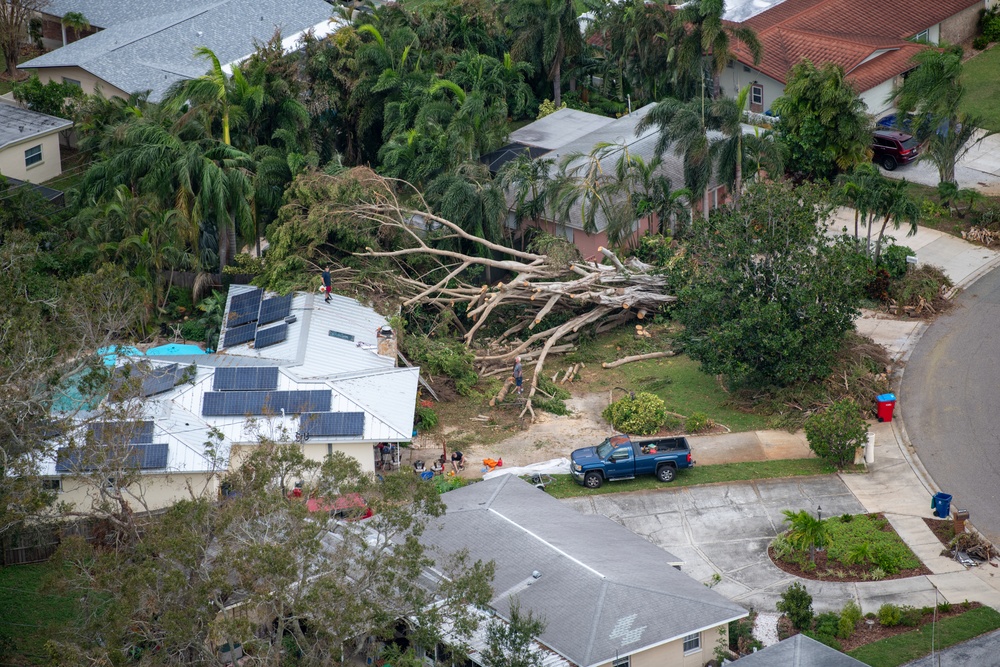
[871,130,920,171]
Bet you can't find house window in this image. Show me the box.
[612,656,629,667]
[743,65,751,73]
[24,145,42,167]
[62,76,82,88]
[915,29,928,41]
[42,478,62,492]
[683,632,701,654]
[751,85,763,107]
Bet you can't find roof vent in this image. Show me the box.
[18,125,23,132]
[284,314,297,324]
[532,570,541,579]
[197,31,203,37]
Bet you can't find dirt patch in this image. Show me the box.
[923,517,956,547]
[405,392,615,477]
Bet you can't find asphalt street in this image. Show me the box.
[901,266,1000,543]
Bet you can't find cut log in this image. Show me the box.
[489,377,515,407]
[602,351,676,369]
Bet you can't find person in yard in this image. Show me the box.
[513,356,523,395]
[321,266,332,303]
[451,450,465,473]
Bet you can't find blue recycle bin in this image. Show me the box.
[932,492,953,518]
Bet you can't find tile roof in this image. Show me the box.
[21,0,334,101]
[731,0,980,92]
[421,476,748,667]
[0,104,73,149]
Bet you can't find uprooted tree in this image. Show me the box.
[348,176,678,418]
[264,168,680,419]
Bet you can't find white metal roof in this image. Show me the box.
[48,288,419,478]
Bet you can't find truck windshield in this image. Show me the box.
[596,440,614,459]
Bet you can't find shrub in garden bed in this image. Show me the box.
[602,392,666,435]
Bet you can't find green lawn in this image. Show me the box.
[0,560,79,664]
[849,606,1000,667]
[961,45,1000,133]
[542,458,838,498]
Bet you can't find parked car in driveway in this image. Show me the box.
[871,129,920,171]
[571,434,694,488]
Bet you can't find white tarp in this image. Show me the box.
[483,457,571,480]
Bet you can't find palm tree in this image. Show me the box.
[507,0,582,107]
[498,153,554,243]
[782,509,828,565]
[871,177,920,263]
[636,97,713,217]
[60,11,89,46]
[165,47,239,145]
[631,160,691,237]
[591,0,678,104]
[890,48,996,186]
[425,163,508,257]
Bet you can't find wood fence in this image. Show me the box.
[165,271,256,290]
[1,520,95,566]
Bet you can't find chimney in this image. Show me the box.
[376,325,397,364]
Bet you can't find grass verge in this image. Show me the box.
[962,45,1000,133]
[542,458,838,498]
[848,606,1000,667]
[0,560,79,663]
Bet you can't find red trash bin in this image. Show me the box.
[876,393,896,422]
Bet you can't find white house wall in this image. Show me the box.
[860,78,897,117]
[721,65,785,113]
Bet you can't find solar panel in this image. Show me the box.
[254,323,288,349]
[223,322,257,348]
[202,390,331,416]
[300,412,365,437]
[141,363,180,396]
[88,420,154,444]
[213,367,280,391]
[258,294,293,325]
[227,288,262,327]
[55,443,169,472]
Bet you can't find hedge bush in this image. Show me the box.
[878,603,902,627]
[777,582,814,631]
[602,392,666,435]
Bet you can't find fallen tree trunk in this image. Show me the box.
[602,351,677,368]
[489,377,515,407]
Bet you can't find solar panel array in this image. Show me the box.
[223,322,257,348]
[201,390,331,416]
[254,324,288,349]
[213,367,280,391]
[140,363,181,396]
[299,412,366,437]
[227,288,263,327]
[56,443,169,472]
[258,294,293,325]
[88,420,155,444]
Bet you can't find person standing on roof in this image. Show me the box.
[321,266,332,303]
[513,356,523,395]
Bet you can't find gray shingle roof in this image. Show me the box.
[422,477,748,667]
[22,0,334,101]
[44,0,215,29]
[0,104,73,149]
[734,634,868,666]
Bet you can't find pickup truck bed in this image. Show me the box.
[571,434,694,488]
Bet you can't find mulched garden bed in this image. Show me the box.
[923,517,956,547]
[769,513,931,582]
[777,602,982,653]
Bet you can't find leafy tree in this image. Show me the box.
[772,60,871,181]
[804,399,869,469]
[675,181,868,388]
[777,583,814,630]
[782,510,829,565]
[506,0,582,107]
[425,163,508,254]
[481,599,546,667]
[890,48,995,185]
[0,0,47,76]
[12,73,83,118]
[48,445,495,665]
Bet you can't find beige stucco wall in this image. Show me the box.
[49,472,220,514]
[0,130,63,182]
[598,625,727,667]
[32,66,128,98]
[940,2,984,44]
[230,441,377,476]
[722,65,786,114]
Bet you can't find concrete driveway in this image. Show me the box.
[562,477,945,614]
[880,130,1000,193]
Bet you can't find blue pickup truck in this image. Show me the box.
[571,434,694,489]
